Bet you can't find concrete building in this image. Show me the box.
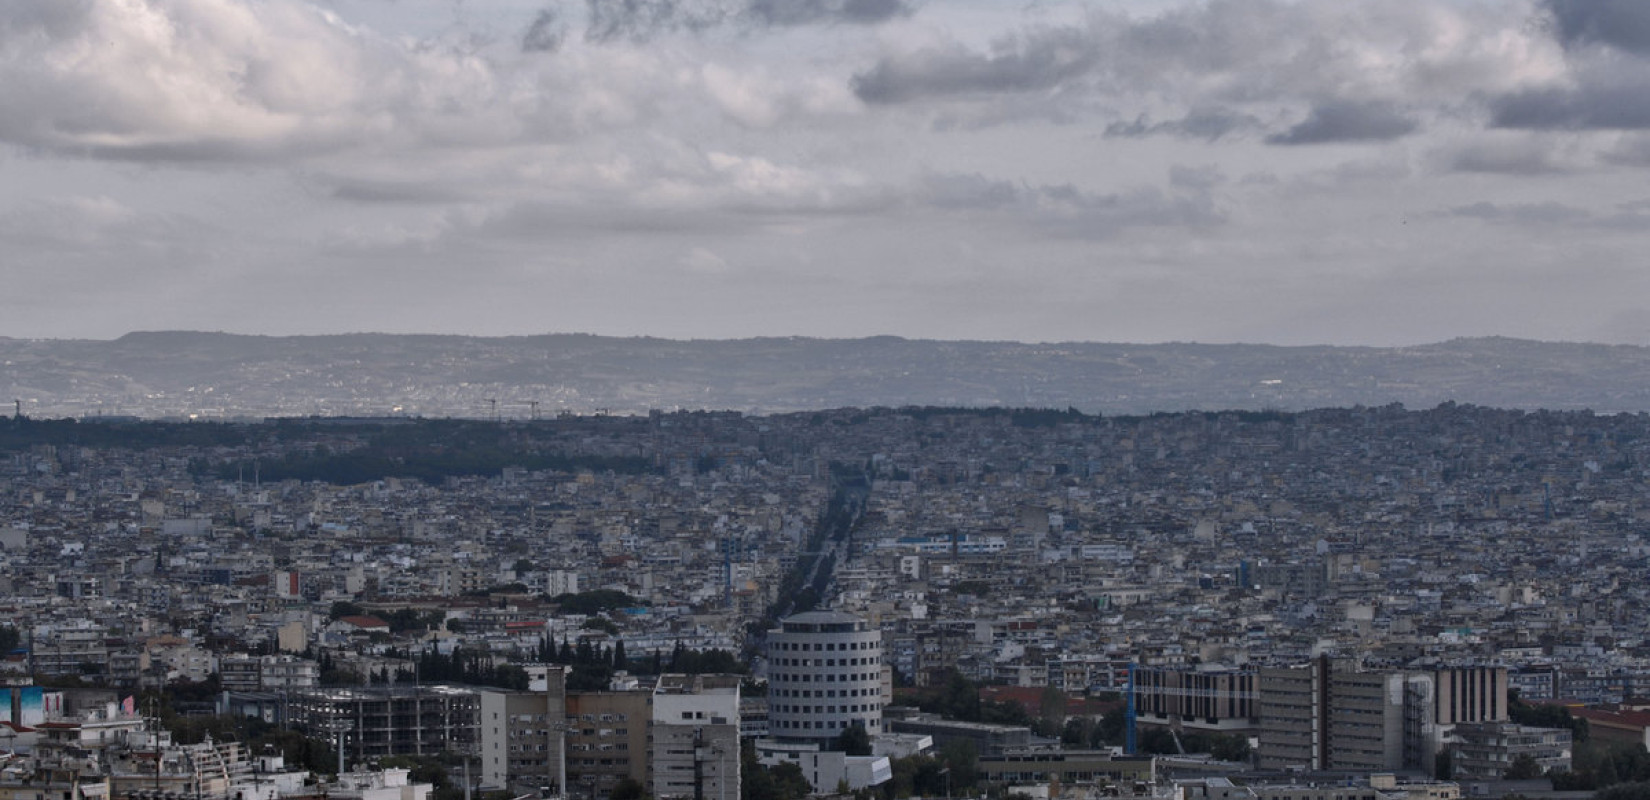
[1257,662,1324,770]
[1133,666,1256,734]
[765,610,885,744]
[286,685,480,761]
[651,674,741,800]
[1449,722,1571,780]
[1327,669,1406,772]
[480,666,568,794]
[978,750,1154,787]
[755,741,891,796]
[563,687,651,800]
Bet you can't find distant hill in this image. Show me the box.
[3,332,1650,419]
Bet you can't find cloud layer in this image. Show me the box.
[1,0,1649,346]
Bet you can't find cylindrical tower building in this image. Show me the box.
[765,610,884,744]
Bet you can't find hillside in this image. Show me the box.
[3,333,1649,419]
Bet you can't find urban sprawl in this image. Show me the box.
[2,404,1648,800]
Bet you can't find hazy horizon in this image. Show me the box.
[2,329,1642,351]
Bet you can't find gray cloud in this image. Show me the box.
[852,27,1096,104]
[585,0,722,44]
[1604,134,1650,165]
[917,172,1224,238]
[522,8,565,53]
[1545,0,1650,55]
[1104,107,1265,141]
[1265,100,1418,145]
[585,0,913,43]
[1443,136,1577,175]
[1168,164,1227,190]
[745,0,913,27]
[1490,79,1650,130]
[1443,201,1590,225]
[1437,200,1650,231]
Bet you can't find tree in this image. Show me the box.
[1507,753,1544,780]
[1597,782,1650,800]
[832,724,873,756]
[1036,685,1067,737]
[609,777,647,800]
[772,762,812,800]
[1096,712,1126,746]
[1210,733,1251,763]
[938,739,979,792]
[1062,717,1095,747]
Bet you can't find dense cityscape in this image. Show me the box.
[2,402,1649,800]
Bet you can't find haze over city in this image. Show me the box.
[5,0,1650,346]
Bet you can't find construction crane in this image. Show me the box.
[506,400,542,421]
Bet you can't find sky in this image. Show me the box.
[3,0,1650,346]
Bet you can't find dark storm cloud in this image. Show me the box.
[1104,107,1265,141]
[1545,0,1650,55]
[584,0,914,43]
[1265,100,1418,145]
[522,8,565,53]
[851,28,1096,104]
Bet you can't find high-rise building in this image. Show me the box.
[1255,660,1508,773]
[766,610,885,745]
[1257,662,1325,770]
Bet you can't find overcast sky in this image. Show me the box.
[3,0,1650,346]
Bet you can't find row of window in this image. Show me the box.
[774,687,877,698]
[772,640,878,652]
[572,757,630,766]
[770,671,878,683]
[773,657,878,667]
[772,718,880,730]
[772,703,877,715]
